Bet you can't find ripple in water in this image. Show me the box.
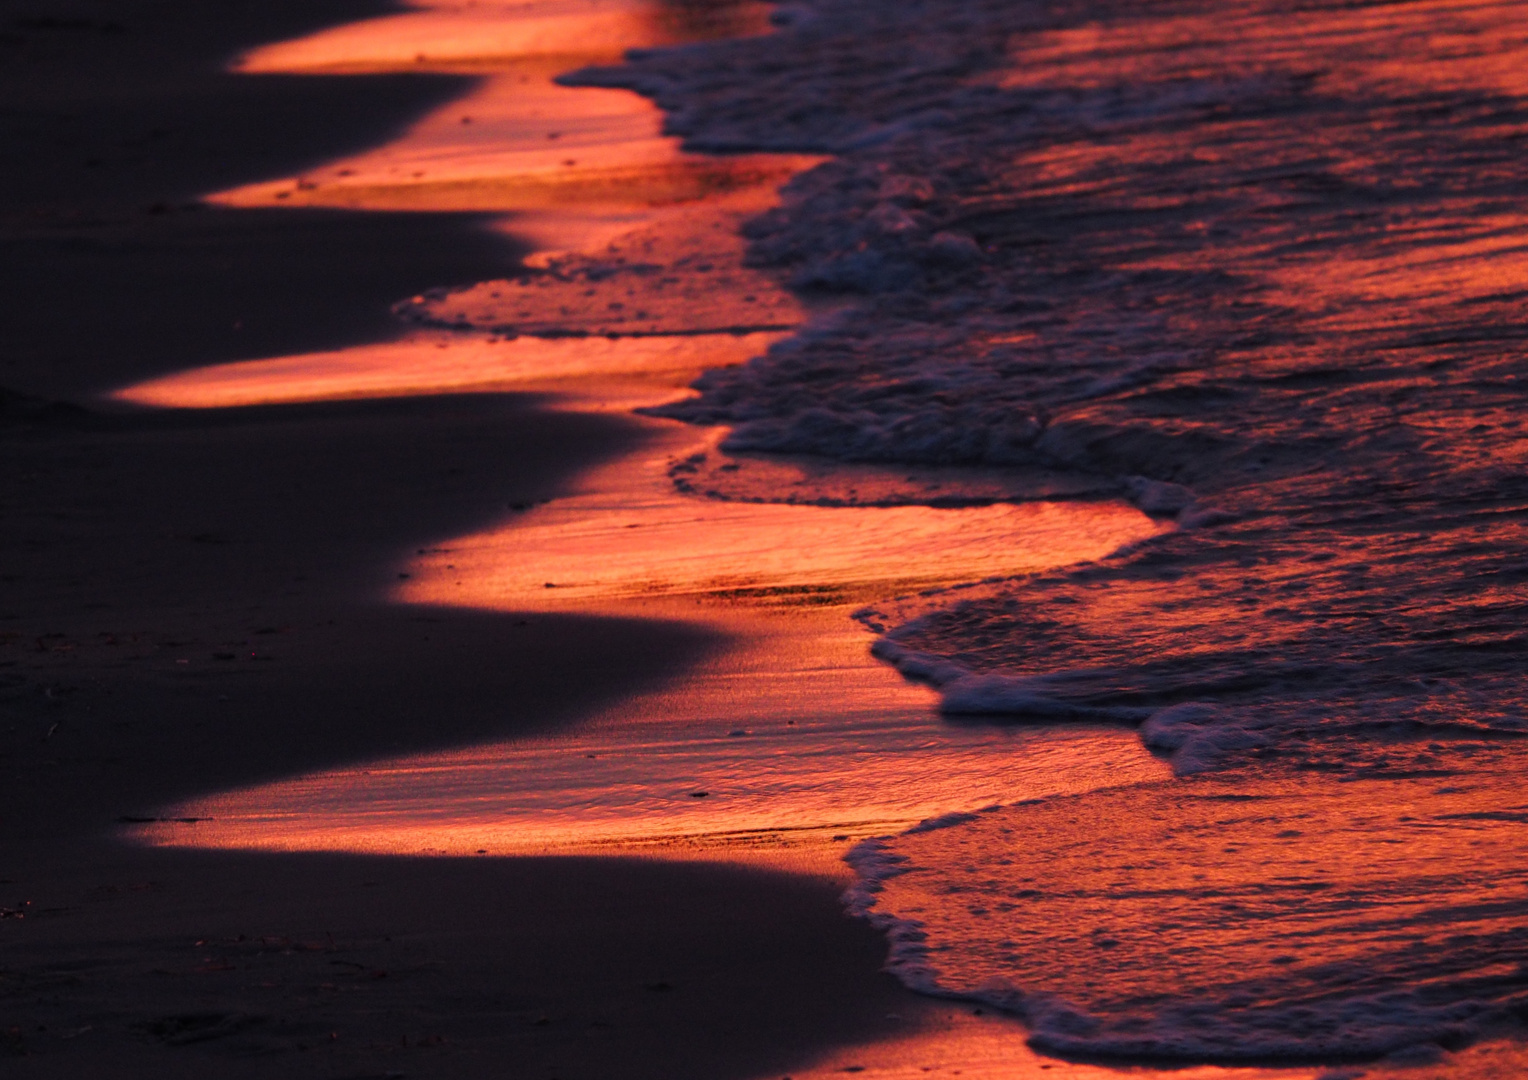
[848,744,1528,1062]
[585,0,1528,1062]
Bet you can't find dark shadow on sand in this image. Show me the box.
[6,846,920,1080]
[1,206,522,398]
[0,0,509,398]
[0,391,725,847]
[0,7,927,1080]
[0,0,714,842]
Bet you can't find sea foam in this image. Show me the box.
[844,752,1528,1062]
[574,0,1528,770]
[578,0,1528,1062]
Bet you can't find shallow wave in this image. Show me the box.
[846,749,1528,1062]
[576,0,1528,766]
[580,0,1528,1062]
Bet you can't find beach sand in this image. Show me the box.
[0,2,928,1075]
[4,3,1481,1078]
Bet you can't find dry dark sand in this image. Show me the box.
[1,2,925,1074]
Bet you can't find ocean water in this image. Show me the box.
[106,0,1528,1067]
[567,0,1528,1065]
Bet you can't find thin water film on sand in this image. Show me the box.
[119,0,1165,859]
[579,0,1528,1065]
[107,0,1528,1069]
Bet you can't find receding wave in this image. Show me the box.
[577,0,1528,1062]
[576,0,1528,771]
[845,748,1528,1062]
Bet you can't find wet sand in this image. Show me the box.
[0,4,1315,1079]
[0,2,926,1075]
[4,2,1487,1078]
[0,3,1140,1076]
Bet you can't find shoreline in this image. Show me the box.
[9,1,1511,1076]
[0,2,938,1075]
[88,0,1166,886]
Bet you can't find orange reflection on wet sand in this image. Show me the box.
[128,431,1166,869]
[397,431,1163,607]
[235,0,770,73]
[112,331,783,409]
[780,1010,1329,1080]
[126,702,1167,876]
[109,0,1220,1073]
[214,0,811,213]
[780,1007,1528,1079]
[212,74,807,215]
[113,0,1174,874]
[130,399,1168,867]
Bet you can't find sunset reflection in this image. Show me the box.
[234,0,771,73]
[114,331,782,408]
[212,0,809,214]
[130,414,1166,862]
[780,1004,1528,1080]
[99,0,1528,1070]
[859,746,1528,1063]
[397,452,1161,607]
[117,0,1167,867]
